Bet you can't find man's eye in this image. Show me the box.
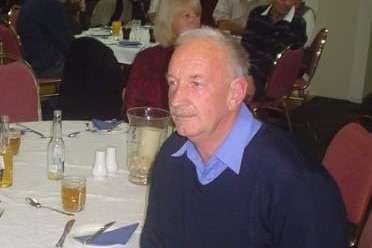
[191,81,201,87]
[168,80,177,87]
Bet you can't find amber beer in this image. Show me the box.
[9,128,21,155]
[111,20,122,39]
[0,148,13,187]
[61,176,86,212]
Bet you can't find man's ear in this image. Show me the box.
[244,75,256,103]
[228,76,248,110]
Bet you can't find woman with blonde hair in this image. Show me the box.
[121,0,201,117]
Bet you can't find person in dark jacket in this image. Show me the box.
[16,0,73,78]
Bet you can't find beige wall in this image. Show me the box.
[307,0,372,103]
[364,17,372,97]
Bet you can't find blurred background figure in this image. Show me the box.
[121,0,201,117]
[90,0,148,27]
[213,0,269,35]
[295,0,315,47]
[16,0,73,78]
[64,0,90,34]
[147,0,216,27]
[90,0,132,26]
[241,0,306,101]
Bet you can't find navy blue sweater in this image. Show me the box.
[141,124,348,248]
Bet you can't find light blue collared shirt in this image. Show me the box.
[172,105,262,185]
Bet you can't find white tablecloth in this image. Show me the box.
[76,28,156,65]
[0,121,148,248]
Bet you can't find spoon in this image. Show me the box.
[25,197,74,216]
[66,131,81,138]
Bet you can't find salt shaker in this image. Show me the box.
[106,146,118,175]
[92,150,107,179]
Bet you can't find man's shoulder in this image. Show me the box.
[249,5,269,17]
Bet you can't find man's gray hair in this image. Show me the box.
[175,27,250,78]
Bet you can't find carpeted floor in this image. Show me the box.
[288,96,372,160]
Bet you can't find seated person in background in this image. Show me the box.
[64,0,90,34]
[213,0,269,35]
[295,0,315,46]
[147,0,217,27]
[140,26,349,247]
[90,0,132,27]
[121,0,201,116]
[146,0,158,24]
[241,0,307,100]
[16,0,73,78]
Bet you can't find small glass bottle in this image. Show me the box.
[47,110,65,180]
[0,115,13,187]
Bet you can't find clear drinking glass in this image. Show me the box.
[127,107,170,185]
[61,176,86,212]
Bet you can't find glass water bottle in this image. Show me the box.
[47,110,65,180]
[0,115,13,187]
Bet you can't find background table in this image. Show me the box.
[77,28,156,65]
[0,121,147,248]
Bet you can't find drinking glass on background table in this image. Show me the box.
[129,19,141,41]
[127,107,170,185]
[111,20,122,40]
[9,128,21,155]
[61,176,86,212]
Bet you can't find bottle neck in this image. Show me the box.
[52,115,63,140]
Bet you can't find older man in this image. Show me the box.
[241,0,307,101]
[140,27,348,247]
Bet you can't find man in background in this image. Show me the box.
[241,0,307,100]
[17,0,73,78]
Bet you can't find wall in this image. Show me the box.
[364,16,372,97]
[307,0,372,103]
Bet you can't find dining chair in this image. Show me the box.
[0,21,61,100]
[292,28,329,101]
[0,18,23,57]
[359,210,372,248]
[7,4,22,28]
[322,121,372,247]
[0,58,41,122]
[246,46,304,133]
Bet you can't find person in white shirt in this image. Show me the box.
[295,0,315,46]
[213,0,268,35]
[90,0,132,27]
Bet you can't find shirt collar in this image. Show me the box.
[261,5,296,22]
[172,104,262,174]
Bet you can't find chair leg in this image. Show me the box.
[282,100,293,133]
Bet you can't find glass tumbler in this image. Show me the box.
[127,107,170,185]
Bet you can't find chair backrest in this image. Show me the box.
[0,19,23,57]
[59,37,125,120]
[302,28,328,84]
[265,46,304,104]
[323,122,372,246]
[0,58,41,122]
[7,5,21,28]
[359,210,372,248]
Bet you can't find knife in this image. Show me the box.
[83,221,116,245]
[55,219,76,248]
[15,123,48,138]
